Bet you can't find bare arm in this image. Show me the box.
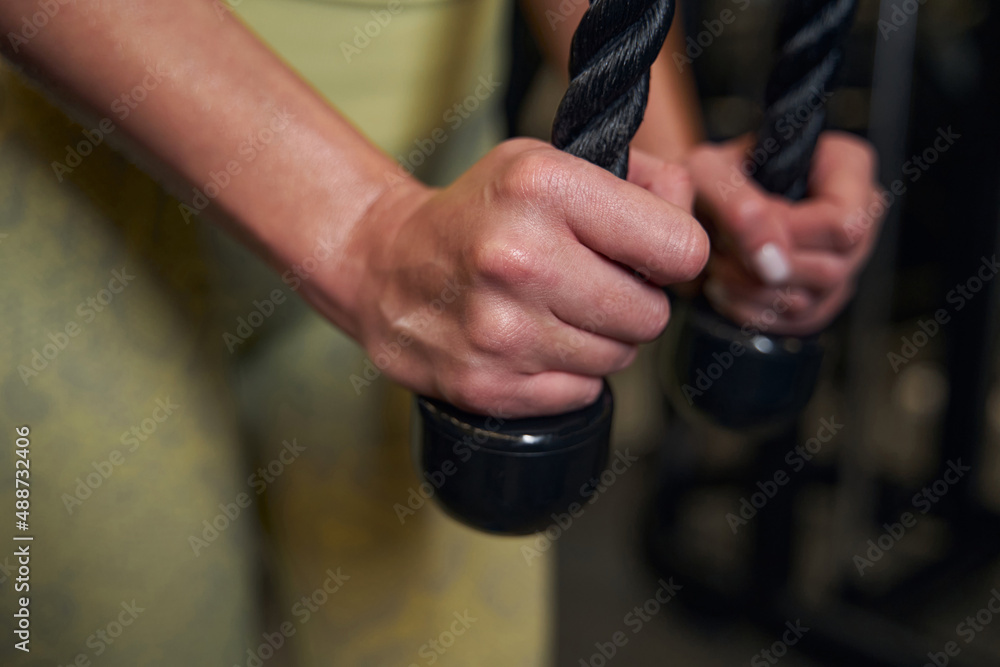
[1,0,709,416]
[522,0,883,335]
[0,0,407,340]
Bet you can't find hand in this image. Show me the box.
[334,138,709,417]
[687,131,883,336]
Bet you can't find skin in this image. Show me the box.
[525,0,884,335]
[0,0,881,416]
[688,133,882,335]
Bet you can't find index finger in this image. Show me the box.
[555,153,711,286]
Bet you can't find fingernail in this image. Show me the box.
[752,243,791,285]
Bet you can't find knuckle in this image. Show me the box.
[497,137,549,157]
[472,234,544,287]
[466,301,533,357]
[497,148,564,202]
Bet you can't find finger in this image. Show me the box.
[705,256,816,316]
[786,132,880,251]
[688,139,793,285]
[712,241,859,295]
[553,154,710,286]
[498,372,606,418]
[786,251,854,293]
[786,188,884,252]
[547,243,672,344]
[785,199,858,252]
[807,132,879,206]
[534,323,639,377]
[435,359,606,418]
[705,277,855,337]
[628,149,695,213]
[704,277,817,321]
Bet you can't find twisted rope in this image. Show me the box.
[755,0,858,199]
[552,0,675,179]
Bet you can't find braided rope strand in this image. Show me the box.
[755,0,858,199]
[552,0,675,179]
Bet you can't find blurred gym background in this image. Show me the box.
[506,0,1000,664]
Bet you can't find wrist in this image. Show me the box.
[291,169,435,343]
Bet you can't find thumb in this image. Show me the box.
[688,141,792,286]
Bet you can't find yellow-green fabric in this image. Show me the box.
[233,0,509,186]
[0,0,552,664]
[0,72,258,665]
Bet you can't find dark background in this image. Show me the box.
[506,0,1000,665]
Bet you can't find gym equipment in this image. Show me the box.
[412,0,676,535]
[670,0,857,431]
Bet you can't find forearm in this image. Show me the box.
[521,0,703,163]
[0,0,410,339]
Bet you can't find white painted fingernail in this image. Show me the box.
[752,243,791,285]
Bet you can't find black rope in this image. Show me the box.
[551,0,675,179]
[755,0,858,200]
[551,0,855,199]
